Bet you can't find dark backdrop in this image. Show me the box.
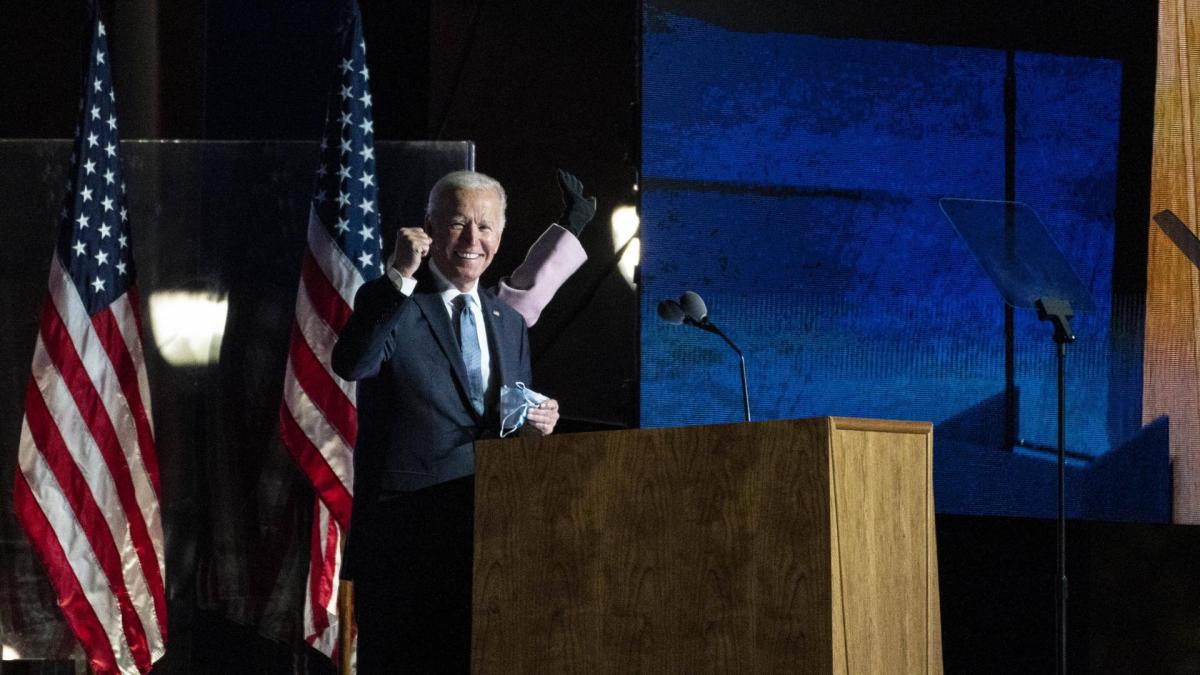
[0,2,637,671]
[0,0,639,431]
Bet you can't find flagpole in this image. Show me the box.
[338,580,355,673]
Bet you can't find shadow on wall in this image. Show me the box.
[934,391,1169,521]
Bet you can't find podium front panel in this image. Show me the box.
[473,418,940,674]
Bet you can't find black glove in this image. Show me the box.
[556,168,597,237]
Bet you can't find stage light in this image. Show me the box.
[147,290,229,366]
[611,204,640,287]
[2,643,20,660]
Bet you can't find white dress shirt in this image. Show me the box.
[388,260,493,398]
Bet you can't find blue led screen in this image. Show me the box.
[640,8,1169,521]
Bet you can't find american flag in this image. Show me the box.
[13,13,167,675]
[278,0,380,658]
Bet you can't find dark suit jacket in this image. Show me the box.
[330,271,531,567]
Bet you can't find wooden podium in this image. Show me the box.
[472,417,941,674]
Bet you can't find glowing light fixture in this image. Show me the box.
[147,290,229,366]
[610,204,640,287]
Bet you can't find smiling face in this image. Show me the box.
[426,186,504,292]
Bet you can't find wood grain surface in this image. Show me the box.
[473,418,940,674]
[1145,0,1200,524]
[828,419,938,675]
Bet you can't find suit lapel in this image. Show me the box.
[479,290,511,388]
[411,288,476,412]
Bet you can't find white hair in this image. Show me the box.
[425,170,507,229]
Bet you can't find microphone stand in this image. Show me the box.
[685,317,751,422]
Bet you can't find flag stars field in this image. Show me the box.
[54,20,136,313]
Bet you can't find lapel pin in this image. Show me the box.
[492,310,500,317]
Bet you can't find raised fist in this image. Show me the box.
[392,226,432,278]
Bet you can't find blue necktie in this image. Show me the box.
[455,294,485,415]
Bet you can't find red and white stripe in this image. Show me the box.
[279,208,365,655]
[303,500,344,656]
[15,255,166,675]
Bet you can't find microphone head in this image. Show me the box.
[657,299,685,325]
[679,291,708,323]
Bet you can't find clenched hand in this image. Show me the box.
[392,226,432,278]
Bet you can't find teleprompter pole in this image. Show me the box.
[1036,297,1074,675]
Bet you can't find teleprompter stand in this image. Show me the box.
[939,198,1096,675]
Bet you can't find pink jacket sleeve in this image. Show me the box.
[497,224,588,326]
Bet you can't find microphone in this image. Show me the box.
[656,290,751,422]
[657,298,685,325]
[679,291,707,323]
[664,291,714,332]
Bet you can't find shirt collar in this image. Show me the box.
[429,259,482,308]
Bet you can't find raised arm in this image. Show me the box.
[496,169,594,325]
[497,224,587,325]
[330,275,411,381]
[331,227,429,381]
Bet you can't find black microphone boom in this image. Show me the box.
[656,291,751,422]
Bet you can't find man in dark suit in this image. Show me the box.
[331,170,562,671]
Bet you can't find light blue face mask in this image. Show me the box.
[499,382,549,437]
